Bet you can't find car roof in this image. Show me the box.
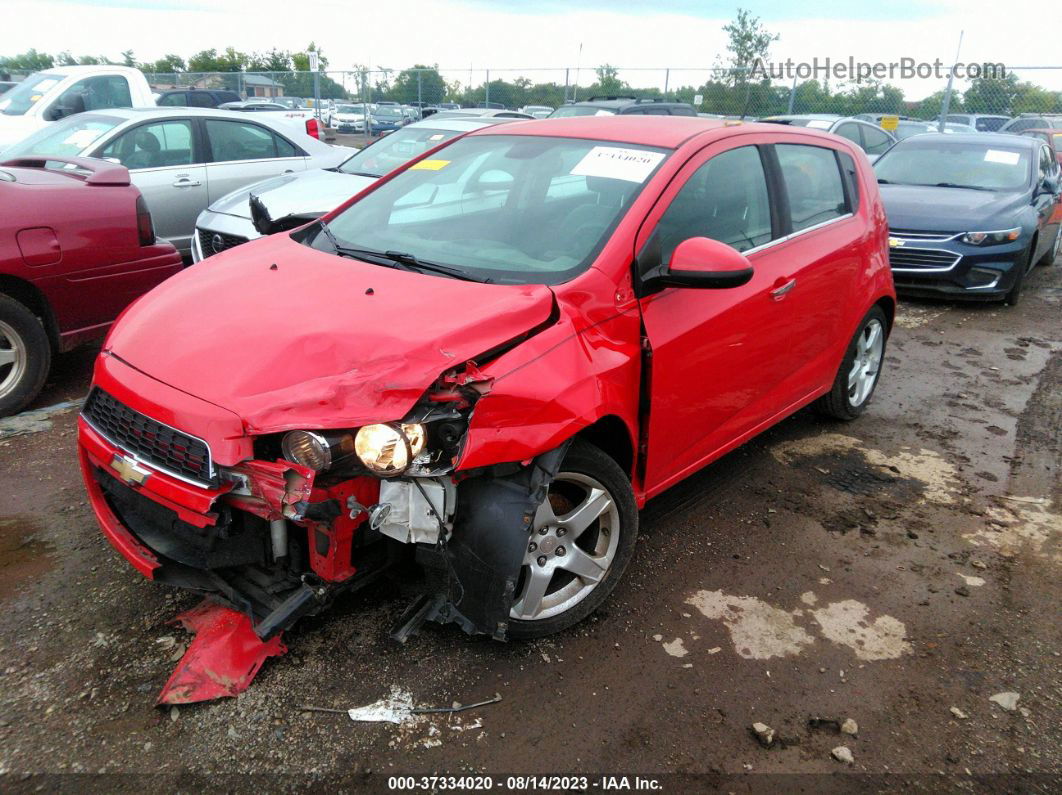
[406,116,516,132]
[763,114,842,121]
[38,64,144,77]
[469,116,837,150]
[1021,128,1062,135]
[896,132,1040,148]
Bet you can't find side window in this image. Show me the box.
[669,106,696,117]
[205,119,283,162]
[51,75,133,117]
[653,145,773,264]
[643,106,670,115]
[157,92,185,107]
[274,135,297,158]
[861,125,894,155]
[837,152,861,213]
[98,120,194,169]
[776,144,848,232]
[188,92,215,108]
[833,123,863,148]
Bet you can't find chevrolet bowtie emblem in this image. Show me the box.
[888,237,904,248]
[110,454,151,486]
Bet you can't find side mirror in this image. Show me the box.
[643,236,755,290]
[1040,175,1059,195]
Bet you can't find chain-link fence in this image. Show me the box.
[6,65,1061,121]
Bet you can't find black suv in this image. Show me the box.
[156,89,242,108]
[549,96,696,118]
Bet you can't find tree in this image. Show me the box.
[721,8,778,84]
[142,54,186,76]
[121,50,136,67]
[390,65,448,104]
[246,49,291,73]
[187,48,245,73]
[0,49,55,72]
[592,64,627,97]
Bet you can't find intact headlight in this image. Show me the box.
[961,227,1020,245]
[355,423,426,475]
[280,430,355,472]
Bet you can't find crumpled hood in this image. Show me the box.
[207,169,376,220]
[106,234,555,434]
[879,184,1027,232]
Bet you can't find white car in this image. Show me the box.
[192,116,521,261]
[0,65,156,151]
[331,103,371,133]
[3,107,350,256]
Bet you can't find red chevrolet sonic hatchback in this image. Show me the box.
[78,117,894,647]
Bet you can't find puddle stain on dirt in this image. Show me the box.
[685,590,815,660]
[965,503,1062,564]
[809,599,912,661]
[685,590,911,662]
[772,433,962,505]
[0,516,56,601]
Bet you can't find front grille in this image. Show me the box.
[889,228,959,241]
[83,388,214,484]
[889,247,961,271]
[197,227,248,257]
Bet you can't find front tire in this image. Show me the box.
[1004,246,1034,306]
[814,305,888,421]
[0,295,51,418]
[1038,225,1061,266]
[507,440,638,639]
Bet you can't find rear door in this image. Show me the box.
[94,117,207,255]
[202,118,309,204]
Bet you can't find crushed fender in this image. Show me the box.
[157,600,287,705]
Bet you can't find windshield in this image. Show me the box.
[0,73,67,116]
[336,104,363,114]
[315,135,668,284]
[549,106,615,118]
[3,114,123,157]
[875,140,1032,191]
[338,126,465,177]
[894,122,931,140]
[374,108,403,119]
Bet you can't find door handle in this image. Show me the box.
[172,177,201,188]
[281,169,295,174]
[770,277,797,300]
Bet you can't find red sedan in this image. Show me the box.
[77,117,894,700]
[0,156,183,416]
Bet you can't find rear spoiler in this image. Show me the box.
[0,156,130,186]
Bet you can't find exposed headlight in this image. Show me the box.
[961,227,1020,245]
[355,423,426,475]
[280,430,354,471]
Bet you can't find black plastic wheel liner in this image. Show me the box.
[421,442,570,640]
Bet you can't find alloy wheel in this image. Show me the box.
[0,320,28,401]
[511,472,621,622]
[847,318,884,408]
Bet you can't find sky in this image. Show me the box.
[6,0,1061,98]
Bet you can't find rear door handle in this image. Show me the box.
[770,277,797,300]
[172,177,201,188]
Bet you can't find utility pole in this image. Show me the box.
[938,30,964,132]
[573,42,583,101]
[787,74,797,114]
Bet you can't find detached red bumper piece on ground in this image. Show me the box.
[157,601,287,705]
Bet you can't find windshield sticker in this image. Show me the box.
[984,149,1020,165]
[410,159,450,171]
[428,134,446,141]
[806,120,832,130]
[570,146,665,183]
[62,129,103,149]
[594,110,614,116]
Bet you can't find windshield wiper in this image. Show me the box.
[932,182,993,191]
[382,250,489,283]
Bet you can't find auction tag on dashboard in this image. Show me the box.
[62,129,102,149]
[410,159,450,170]
[984,149,1019,165]
[428,134,446,141]
[570,146,665,183]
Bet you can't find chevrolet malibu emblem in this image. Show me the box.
[888,237,904,248]
[211,233,225,254]
[111,454,151,486]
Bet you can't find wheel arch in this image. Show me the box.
[874,294,896,335]
[0,275,59,351]
[574,414,635,479]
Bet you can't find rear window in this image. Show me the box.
[549,106,615,118]
[776,144,848,232]
[3,114,123,158]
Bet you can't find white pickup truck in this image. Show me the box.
[0,65,156,152]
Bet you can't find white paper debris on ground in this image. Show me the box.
[989,692,1020,711]
[662,638,689,657]
[348,686,415,724]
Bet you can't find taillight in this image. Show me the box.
[305,118,320,140]
[136,195,155,246]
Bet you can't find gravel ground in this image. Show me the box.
[0,258,1059,792]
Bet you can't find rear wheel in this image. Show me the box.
[814,306,887,421]
[507,440,638,639]
[0,294,51,418]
